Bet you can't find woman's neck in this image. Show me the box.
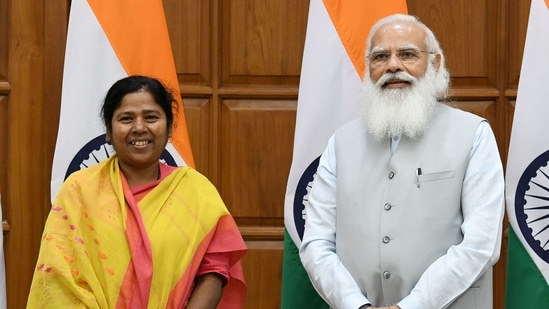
[118,162,160,188]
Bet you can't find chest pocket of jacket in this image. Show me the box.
[418,170,455,184]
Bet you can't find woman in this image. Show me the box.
[27,76,247,308]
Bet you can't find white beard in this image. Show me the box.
[360,64,442,141]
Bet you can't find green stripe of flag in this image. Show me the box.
[505,227,549,308]
[281,229,329,309]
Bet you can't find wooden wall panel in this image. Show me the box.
[507,100,516,139]
[181,97,213,178]
[241,240,284,309]
[165,0,211,86]
[220,0,308,86]
[408,0,499,89]
[220,99,295,219]
[0,83,7,247]
[164,0,216,180]
[0,0,10,302]
[6,1,45,307]
[507,1,530,89]
[2,1,69,308]
[0,0,8,235]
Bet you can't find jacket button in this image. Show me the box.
[382,236,390,243]
[388,171,395,179]
[384,203,392,210]
[383,271,391,279]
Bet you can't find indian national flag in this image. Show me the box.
[51,0,194,201]
[281,1,407,307]
[505,0,549,307]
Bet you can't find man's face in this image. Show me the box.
[367,22,435,86]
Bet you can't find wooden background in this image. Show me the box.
[0,0,530,308]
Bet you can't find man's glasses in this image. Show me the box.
[367,49,433,66]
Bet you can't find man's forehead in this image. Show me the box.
[370,44,420,53]
[370,22,427,49]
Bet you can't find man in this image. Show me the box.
[299,14,504,309]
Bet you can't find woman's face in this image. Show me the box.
[106,90,171,171]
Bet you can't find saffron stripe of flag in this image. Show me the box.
[51,0,194,201]
[505,0,549,307]
[281,1,407,307]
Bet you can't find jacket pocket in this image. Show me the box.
[418,170,455,183]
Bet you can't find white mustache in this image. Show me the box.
[376,71,418,87]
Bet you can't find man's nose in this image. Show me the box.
[385,52,403,72]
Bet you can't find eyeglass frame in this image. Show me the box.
[367,48,435,66]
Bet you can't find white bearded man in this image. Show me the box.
[299,14,504,309]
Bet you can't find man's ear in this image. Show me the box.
[105,132,111,143]
[434,53,442,71]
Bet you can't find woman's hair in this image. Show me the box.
[100,75,178,132]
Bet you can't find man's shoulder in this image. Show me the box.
[432,103,486,141]
[438,102,484,121]
[336,118,366,133]
[435,103,486,130]
[332,118,370,148]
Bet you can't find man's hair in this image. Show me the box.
[365,14,450,99]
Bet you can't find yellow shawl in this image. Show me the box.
[27,156,246,308]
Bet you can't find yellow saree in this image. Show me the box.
[27,156,247,308]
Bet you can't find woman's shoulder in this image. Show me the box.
[168,166,222,197]
[173,166,214,186]
[64,159,110,184]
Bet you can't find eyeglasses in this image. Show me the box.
[367,49,433,66]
